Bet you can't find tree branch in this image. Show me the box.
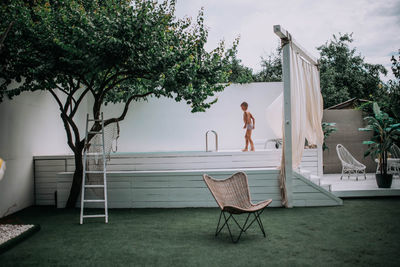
[104,91,153,126]
[49,89,77,152]
[60,113,76,153]
[48,89,64,110]
[0,22,13,53]
[69,87,91,118]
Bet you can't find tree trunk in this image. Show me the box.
[66,147,84,208]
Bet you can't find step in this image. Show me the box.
[299,169,311,179]
[82,214,106,218]
[88,131,103,134]
[83,199,105,203]
[310,178,320,186]
[320,184,332,192]
[85,152,105,156]
[309,175,320,185]
[84,185,105,188]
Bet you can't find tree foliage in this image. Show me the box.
[253,46,282,82]
[317,33,387,108]
[0,0,237,207]
[228,55,254,84]
[379,53,400,120]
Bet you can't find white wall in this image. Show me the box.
[0,88,85,217]
[100,82,283,152]
[0,82,282,216]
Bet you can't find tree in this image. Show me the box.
[253,46,282,82]
[384,52,400,120]
[317,33,387,108]
[358,52,400,123]
[228,55,254,84]
[0,0,236,207]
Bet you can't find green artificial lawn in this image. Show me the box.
[1,198,400,266]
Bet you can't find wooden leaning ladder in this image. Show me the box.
[80,113,109,224]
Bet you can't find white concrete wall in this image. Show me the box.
[0,89,85,217]
[0,82,282,216]
[99,82,283,152]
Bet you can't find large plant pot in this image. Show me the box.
[375,173,393,188]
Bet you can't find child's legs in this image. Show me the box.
[248,130,254,149]
[244,133,249,149]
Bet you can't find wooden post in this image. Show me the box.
[282,40,293,208]
[274,25,321,207]
[317,145,323,177]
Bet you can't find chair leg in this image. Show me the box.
[215,211,232,237]
[214,209,266,243]
[215,210,223,236]
[253,211,266,237]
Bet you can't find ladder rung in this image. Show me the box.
[85,185,104,188]
[84,199,105,203]
[82,214,106,218]
[85,171,105,174]
[88,131,103,134]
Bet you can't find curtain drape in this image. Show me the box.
[279,44,324,207]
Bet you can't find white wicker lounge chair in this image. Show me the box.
[390,144,400,178]
[336,144,366,180]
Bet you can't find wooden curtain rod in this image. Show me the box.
[273,25,319,66]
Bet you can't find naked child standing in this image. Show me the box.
[240,102,255,152]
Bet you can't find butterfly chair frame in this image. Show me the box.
[203,172,272,243]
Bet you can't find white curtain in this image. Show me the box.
[289,44,324,168]
[279,44,324,207]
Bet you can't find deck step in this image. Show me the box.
[309,175,320,186]
[320,184,331,192]
[299,169,311,179]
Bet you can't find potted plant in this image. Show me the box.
[359,103,400,188]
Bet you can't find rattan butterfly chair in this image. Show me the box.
[203,172,272,243]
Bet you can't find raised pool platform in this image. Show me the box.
[33,149,342,208]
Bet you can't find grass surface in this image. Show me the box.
[1,198,400,266]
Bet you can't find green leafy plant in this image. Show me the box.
[322,122,337,151]
[359,103,400,176]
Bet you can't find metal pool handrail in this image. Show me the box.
[206,130,218,152]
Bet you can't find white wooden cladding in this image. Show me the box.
[56,169,283,208]
[34,149,324,207]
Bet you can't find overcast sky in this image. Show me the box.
[174,0,400,79]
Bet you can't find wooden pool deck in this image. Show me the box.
[321,173,400,198]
